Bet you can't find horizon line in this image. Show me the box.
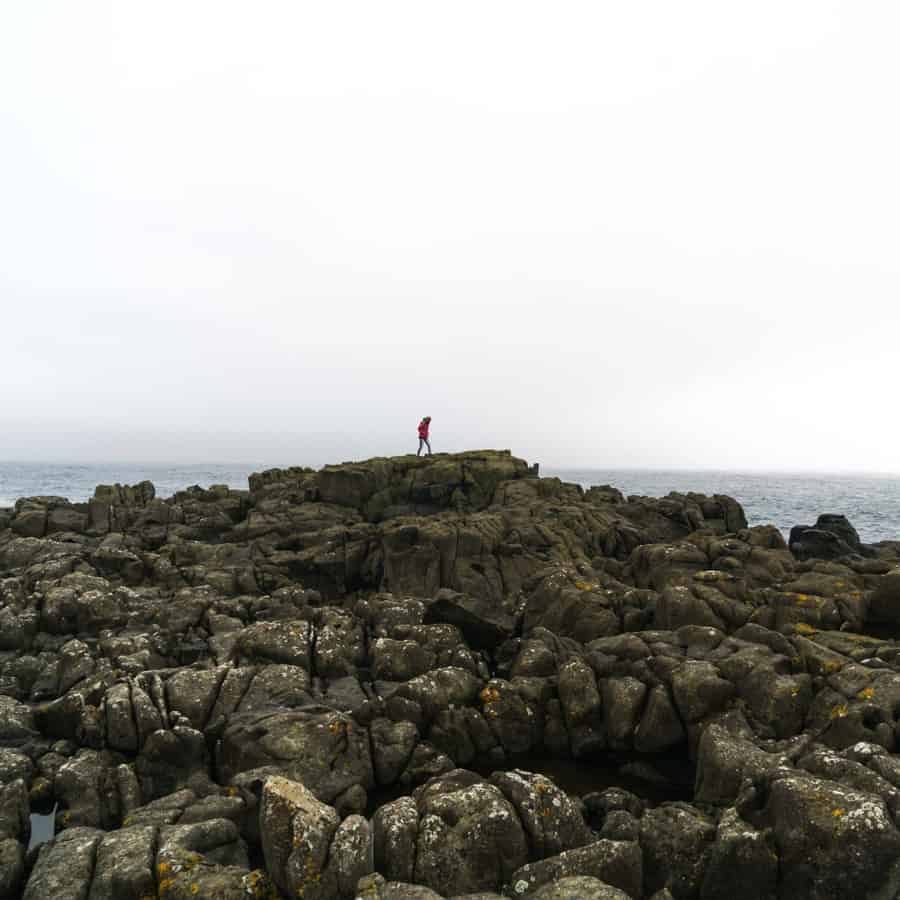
[1,457,899,480]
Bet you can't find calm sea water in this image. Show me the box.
[0,462,898,543]
[0,462,260,509]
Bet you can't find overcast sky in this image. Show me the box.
[2,2,898,472]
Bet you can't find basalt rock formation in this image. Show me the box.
[1,450,900,899]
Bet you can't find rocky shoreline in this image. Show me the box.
[1,449,900,899]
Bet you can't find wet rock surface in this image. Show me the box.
[1,450,900,897]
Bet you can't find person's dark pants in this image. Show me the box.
[418,438,431,456]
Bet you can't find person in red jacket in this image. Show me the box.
[417,416,432,456]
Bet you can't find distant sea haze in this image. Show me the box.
[0,462,898,544]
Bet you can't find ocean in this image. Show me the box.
[1,462,898,544]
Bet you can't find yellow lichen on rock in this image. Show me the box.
[242,870,279,900]
[327,717,350,736]
[294,855,323,894]
[480,685,501,704]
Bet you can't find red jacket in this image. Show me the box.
[418,419,430,438]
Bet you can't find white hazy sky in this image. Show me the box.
[2,2,898,471]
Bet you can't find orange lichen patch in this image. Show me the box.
[832,807,845,818]
[822,660,843,674]
[533,778,555,816]
[830,704,849,720]
[480,686,501,704]
[226,786,238,797]
[158,878,176,895]
[327,719,348,735]
[790,592,828,608]
[858,687,875,700]
[794,622,818,636]
[157,862,171,876]
[190,885,200,896]
[574,581,598,591]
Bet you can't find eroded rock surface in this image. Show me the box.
[1,450,900,898]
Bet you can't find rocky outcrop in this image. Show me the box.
[789,513,873,561]
[1,450,900,897]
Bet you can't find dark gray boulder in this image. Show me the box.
[507,839,642,899]
[217,709,374,804]
[23,826,103,900]
[0,837,24,900]
[355,873,445,899]
[490,769,592,859]
[868,565,900,625]
[698,808,776,900]
[412,772,529,896]
[87,825,157,900]
[760,771,900,899]
[789,515,869,561]
[639,803,715,900]
[527,877,632,900]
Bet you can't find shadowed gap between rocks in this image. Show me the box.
[364,751,695,818]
